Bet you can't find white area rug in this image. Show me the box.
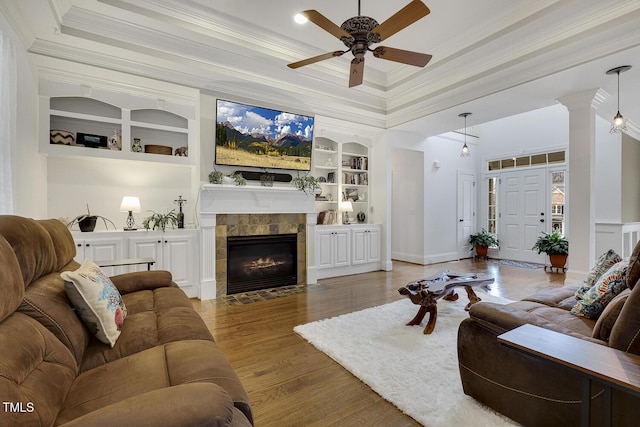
[294,291,519,426]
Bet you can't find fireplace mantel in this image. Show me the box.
[200,184,315,214]
[199,184,317,300]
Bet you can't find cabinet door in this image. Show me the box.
[317,230,335,269]
[128,235,162,272]
[351,229,368,265]
[368,227,381,263]
[334,229,351,268]
[77,237,125,275]
[162,235,193,288]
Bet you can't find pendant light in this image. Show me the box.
[606,65,632,134]
[459,112,472,157]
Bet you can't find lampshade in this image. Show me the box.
[340,201,354,212]
[606,65,632,134]
[120,196,141,212]
[459,112,472,157]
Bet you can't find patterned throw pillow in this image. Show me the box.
[626,241,640,290]
[571,261,628,320]
[575,249,622,299]
[61,260,127,347]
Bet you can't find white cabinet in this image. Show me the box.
[352,225,381,265]
[317,227,351,270]
[127,231,196,295]
[73,236,126,276]
[316,225,382,279]
[71,230,198,297]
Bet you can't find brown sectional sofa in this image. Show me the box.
[0,215,253,426]
[458,241,640,426]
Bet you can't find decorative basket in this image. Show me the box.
[50,130,75,145]
[144,144,172,155]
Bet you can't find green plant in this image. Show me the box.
[67,204,115,231]
[291,173,320,194]
[142,210,179,231]
[532,230,569,256]
[468,229,499,249]
[229,172,247,186]
[208,169,225,184]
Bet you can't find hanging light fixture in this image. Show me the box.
[459,112,472,157]
[606,65,632,134]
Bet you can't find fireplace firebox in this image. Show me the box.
[227,234,297,294]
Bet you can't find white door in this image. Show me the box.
[163,235,193,288]
[499,168,547,263]
[457,171,475,258]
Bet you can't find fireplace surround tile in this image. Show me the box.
[215,213,307,296]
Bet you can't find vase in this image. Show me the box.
[132,138,143,153]
[79,216,97,232]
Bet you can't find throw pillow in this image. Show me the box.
[591,288,631,341]
[61,260,127,347]
[626,240,640,290]
[575,249,622,299]
[571,261,628,319]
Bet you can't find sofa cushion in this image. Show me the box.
[610,284,640,355]
[0,312,77,427]
[592,288,631,341]
[576,249,622,299]
[0,215,58,287]
[0,235,24,322]
[57,340,253,426]
[79,286,214,373]
[18,271,90,364]
[627,240,640,290]
[61,260,128,347]
[37,218,77,271]
[571,261,628,319]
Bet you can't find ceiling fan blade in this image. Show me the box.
[349,58,365,88]
[302,10,353,41]
[288,50,347,69]
[371,0,430,41]
[372,46,432,67]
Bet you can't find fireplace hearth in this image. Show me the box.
[227,234,297,294]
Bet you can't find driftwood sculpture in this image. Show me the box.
[398,271,495,334]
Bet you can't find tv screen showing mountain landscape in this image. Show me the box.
[215,99,314,171]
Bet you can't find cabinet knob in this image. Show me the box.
[157,240,161,243]
[164,240,168,244]
[77,243,81,247]
[85,244,90,247]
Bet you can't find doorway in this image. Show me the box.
[457,171,475,258]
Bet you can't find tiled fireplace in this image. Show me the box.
[199,184,317,300]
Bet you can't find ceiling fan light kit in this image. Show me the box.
[606,65,632,134]
[288,0,432,87]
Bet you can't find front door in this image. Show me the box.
[499,168,547,263]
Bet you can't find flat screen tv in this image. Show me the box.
[215,99,314,171]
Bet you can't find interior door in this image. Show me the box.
[499,168,547,263]
[457,171,475,258]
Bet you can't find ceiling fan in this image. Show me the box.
[288,0,433,87]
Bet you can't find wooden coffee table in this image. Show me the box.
[398,271,495,334]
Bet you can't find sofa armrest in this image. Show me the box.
[59,383,242,427]
[110,270,174,295]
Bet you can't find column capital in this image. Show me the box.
[556,88,608,111]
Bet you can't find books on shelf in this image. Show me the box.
[343,172,368,185]
[348,156,367,170]
[317,210,338,225]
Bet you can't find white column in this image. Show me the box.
[199,212,217,300]
[557,89,607,280]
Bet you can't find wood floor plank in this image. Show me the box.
[192,259,567,426]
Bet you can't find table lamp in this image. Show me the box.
[120,196,141,230]
[340,201,353,224]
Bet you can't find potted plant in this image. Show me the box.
[208,169,225,184]
[469,229,499,257]
[291,173,320,195]
[67,204,115,232]
[532,230,569,268]
[142,210,179,231]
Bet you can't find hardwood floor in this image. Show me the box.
[191,259,569,426]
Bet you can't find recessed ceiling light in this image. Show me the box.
[294,13,308,24]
